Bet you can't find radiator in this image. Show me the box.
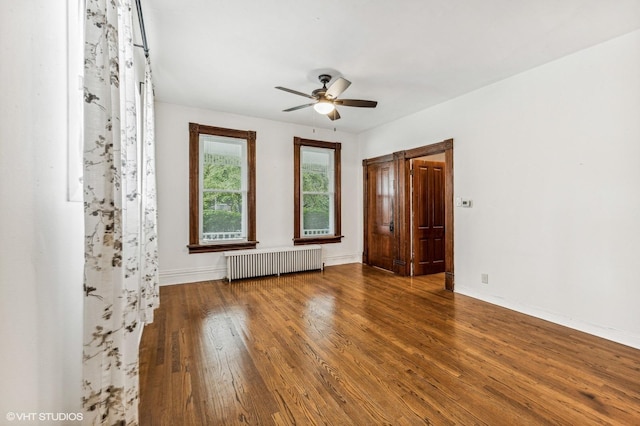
[223,245,323,282]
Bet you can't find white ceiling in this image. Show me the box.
[140,0,640,134]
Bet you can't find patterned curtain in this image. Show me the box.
[82,0,158,424]
[140,57,159,324]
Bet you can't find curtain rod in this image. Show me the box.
[134,0,149,58]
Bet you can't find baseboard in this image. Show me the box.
[455,286,640,350]
[159,253,362,286]
[159,265,226,286]
[323,253,361,267]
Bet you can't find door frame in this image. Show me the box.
[363,139,454,290]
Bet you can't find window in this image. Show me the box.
[189,123,256,253]
[294,137,342,245]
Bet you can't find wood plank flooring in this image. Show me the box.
[139,263,640,425]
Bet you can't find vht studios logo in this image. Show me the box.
[6,412,83,422]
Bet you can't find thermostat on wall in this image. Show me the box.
[456,197,472,208]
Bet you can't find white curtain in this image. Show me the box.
[140,56,159,324]
[82,0,158,423]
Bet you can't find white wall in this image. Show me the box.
[155,103,361,285]
[359,30,640,349]
[0,0,84,419]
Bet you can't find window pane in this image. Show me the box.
[202,136,243,191]
[199,134,247,243]
[202,192,243,241]
[302,148,331,192]
[303,193,332,236]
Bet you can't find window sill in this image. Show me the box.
[188,241,258,254]
[293,236,343,245]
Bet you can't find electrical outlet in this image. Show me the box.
[481,273,489,284]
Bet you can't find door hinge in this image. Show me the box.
[410,169,414,176]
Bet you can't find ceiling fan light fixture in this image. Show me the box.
[313,100,335,115]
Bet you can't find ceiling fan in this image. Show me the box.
[276,74,378,121]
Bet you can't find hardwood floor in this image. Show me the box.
[139,264,640,425]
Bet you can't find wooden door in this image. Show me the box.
[365,160,395,271]
[412,160,445,275]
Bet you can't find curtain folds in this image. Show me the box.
[82,0,158,424]
[140,57,159,324]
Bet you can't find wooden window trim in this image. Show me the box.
[188,122,257,254]
[293,137,342,245]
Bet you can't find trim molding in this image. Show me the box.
[293,137,342,245]
[159,265,226,286]
[188,122,257,254]
[159,254,362,286]
[455,286,640,350]
[323,253,362,267]
[362,138,454,290]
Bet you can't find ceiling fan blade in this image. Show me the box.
[283,103,315,112]
[334,99,378,108]
[275,86,315,99]
[327,108,341,121]
[325,77,351,99]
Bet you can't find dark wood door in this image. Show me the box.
[366,160,395,271]
[412,160,445,275]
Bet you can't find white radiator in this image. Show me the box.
[223,245,323,282]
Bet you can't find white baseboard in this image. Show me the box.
[455,286,640,350]
[159,265,226,286]
[323,253,361,267]
[159,253,362,286]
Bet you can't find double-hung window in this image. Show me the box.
[188,123,256,253]
[294,137,342,245]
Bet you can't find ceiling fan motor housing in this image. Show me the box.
[312,88,327,98]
